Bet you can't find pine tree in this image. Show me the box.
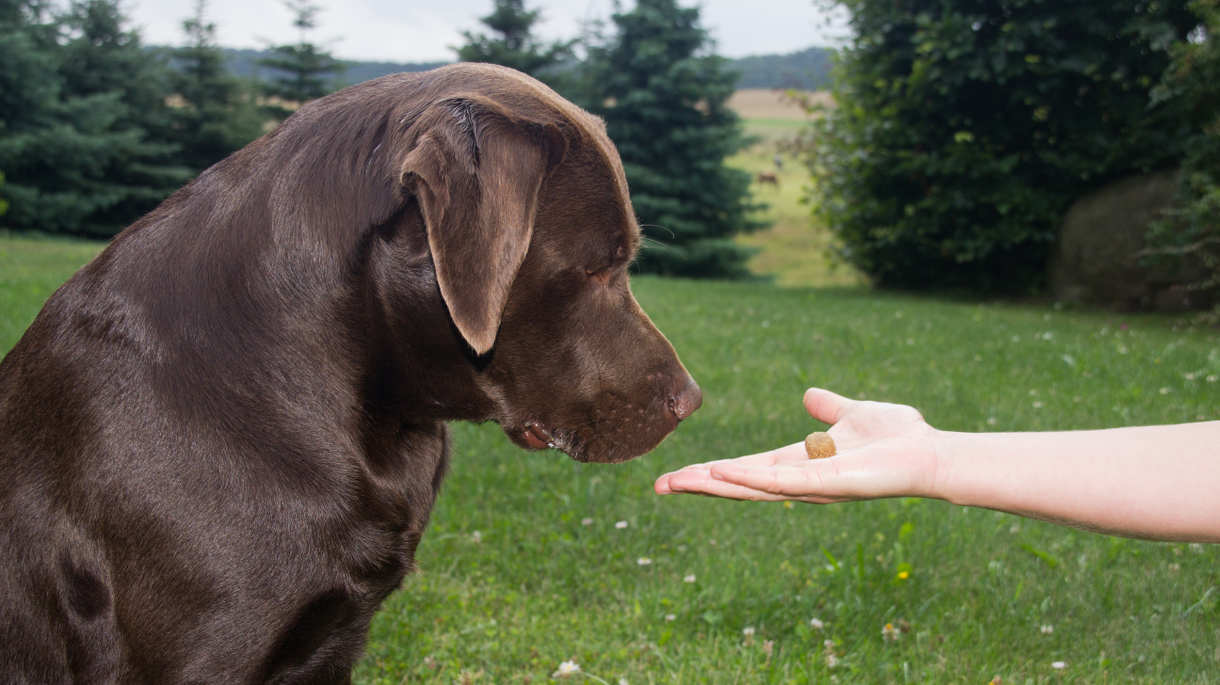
[0,0,64,229]
[258,0,345,117]
[588,0,763,278]
[456,0,574,80]
[1,0,187,236]
[171,0,264,173]
[56,0,192,236]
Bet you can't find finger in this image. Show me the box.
[657,441,808,478]
[803,387,857,425]
[658,466,798,501]
[710,461,834,497]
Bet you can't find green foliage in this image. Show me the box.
[1146,0,1220,315]
[808,0,1197,293]
[257,0,345,115]
[588,0,764,278]
[455,0,574,80]
[169,0,264,173]
[0,0,190,238]
[56,0,192,235]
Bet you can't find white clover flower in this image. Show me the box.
[664,613,676,622]
[1051,661,1066,670]
[581,517,593,526]
[742,626,755,637]
[1040,624,1053,634]
[470,530,482,543]
[553,660,581,677]
[615,520,628,529]
[637,557,652,566]
[809,617,825,630]
[683,574,696,583]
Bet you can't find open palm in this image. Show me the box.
[654,388,941,502]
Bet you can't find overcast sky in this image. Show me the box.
[125,0,850,63]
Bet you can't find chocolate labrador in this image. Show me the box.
[0,63,701,683]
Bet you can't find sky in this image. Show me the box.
[125,0,851,63]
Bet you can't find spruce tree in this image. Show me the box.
[171,0,264,173]
[0,0,187,236]
[589,0,763,278]
[0,0,64,230]
[258,0,345,117]
[456,0,574,80]
[57,0,191,236]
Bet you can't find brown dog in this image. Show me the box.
[0,63,701,683]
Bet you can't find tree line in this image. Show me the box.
[0,0,764,277]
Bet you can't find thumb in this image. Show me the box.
[803,387,856,425]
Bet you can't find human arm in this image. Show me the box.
[654,388,1220,542]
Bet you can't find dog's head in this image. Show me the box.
[393,65,701,463]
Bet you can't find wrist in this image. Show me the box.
[928,428,964,504]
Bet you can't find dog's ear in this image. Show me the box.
[400,96,565,356]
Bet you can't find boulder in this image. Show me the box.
[1050,170,1207,311]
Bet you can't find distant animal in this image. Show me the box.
[757,171,780,186]
[0,63,701,683]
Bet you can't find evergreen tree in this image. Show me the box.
[258,0,345,116]
[0,0,64,229]
[1,0,186,236]
[56,0,191,236]
[171,0,264,173]
[456,0,574,79]
[588,0,763,278]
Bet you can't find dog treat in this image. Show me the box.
[804,432,836,459]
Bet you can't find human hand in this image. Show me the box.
[654,388,941,502]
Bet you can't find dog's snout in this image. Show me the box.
[666,377,702,422]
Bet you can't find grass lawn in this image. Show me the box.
[3,233,1218,683]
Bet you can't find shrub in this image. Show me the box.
[807,0,1197,293]
[1144,0,1220,316]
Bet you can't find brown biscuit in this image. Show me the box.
[804,431,836,459]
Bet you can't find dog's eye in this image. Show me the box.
[584,265,613,284]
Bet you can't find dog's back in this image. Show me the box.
[0,75,447,683]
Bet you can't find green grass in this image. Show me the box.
[0,233,105,352]
[3,240,1219,683]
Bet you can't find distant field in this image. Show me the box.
[725,89,862,288]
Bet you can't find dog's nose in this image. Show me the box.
[667,377,702,421]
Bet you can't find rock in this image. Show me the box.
[1050,170,1208,311]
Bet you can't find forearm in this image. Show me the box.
[932,422,1220,542]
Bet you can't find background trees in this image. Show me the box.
[0,0,190,238]
[806,0,1199,293]
[455,0,574,80]
[585,0,763,277]
[170,0,264,173]
[257,0,345,119]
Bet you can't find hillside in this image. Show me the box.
[213,46,834,90]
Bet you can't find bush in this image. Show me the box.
[1144,0,1220,316]
[807,1,1198,293]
